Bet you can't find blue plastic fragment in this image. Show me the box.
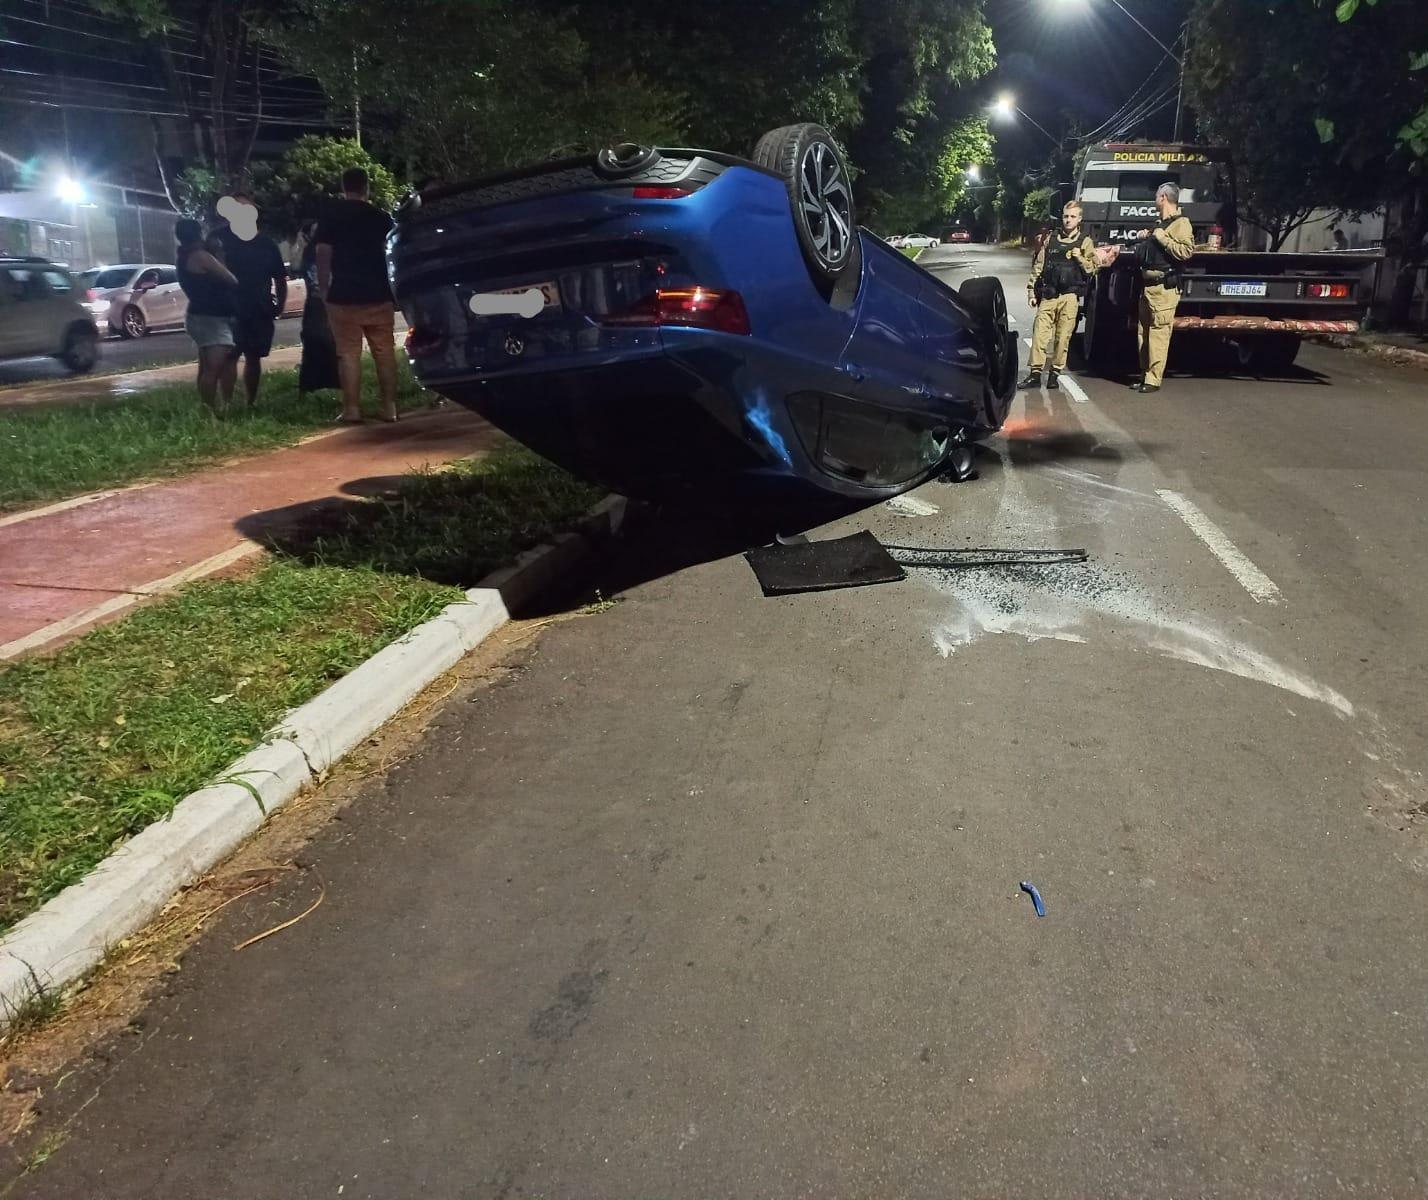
[1019,881,1046,918]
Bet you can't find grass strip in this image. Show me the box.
[0,445,600,933]
[0,357,428,514]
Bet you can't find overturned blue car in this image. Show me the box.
[390,123,1016,503]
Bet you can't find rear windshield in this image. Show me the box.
[91,267,136,289]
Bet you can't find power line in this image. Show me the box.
[1107,87,1179,142]
[1,90,337,128]
[1079,47,1175,145]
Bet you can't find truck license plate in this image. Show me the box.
[1220,281,1267,297]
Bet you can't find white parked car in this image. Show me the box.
[884,234,907,248]
[900,234,941,249]
[80,264,185,338]
[80,261,304,339]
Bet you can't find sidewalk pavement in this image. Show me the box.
[0,406,499,659]
[0,346,305,410]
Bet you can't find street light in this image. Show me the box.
[55,175,87,205]
[1047,0,1181,65]
[1047,0,1189,138]
[990,93,1060,148]
[966,164,981,182]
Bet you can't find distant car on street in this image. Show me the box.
[393,123,1017,503]
[0,256,99,372]
[899,233,941,249]
[79,261,305,339]
[884,233,908,248]
[80,263,186,338]
[945,228,973,244]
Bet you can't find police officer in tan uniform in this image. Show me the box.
[1130,181,1195,393]
[1019,200,1097,391]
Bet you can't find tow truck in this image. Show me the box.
[1075,142,1382,372]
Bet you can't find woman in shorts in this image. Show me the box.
[176,218,239,415]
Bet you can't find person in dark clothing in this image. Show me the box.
[296,220,341,398]
[215,195,287,407]
[175,217,239,416]
[315,167,397,423]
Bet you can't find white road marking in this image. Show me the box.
[0,541,264,660]
[885,495,939,517]
[1022,337,1033,350]
[1155,489,1282,603]
[1058,373,1089,404]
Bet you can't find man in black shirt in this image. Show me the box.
[315,167,397,423]
[215,194,287,407]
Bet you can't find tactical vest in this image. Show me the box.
[1138,213,1186,285]
[1039,235,1090,299]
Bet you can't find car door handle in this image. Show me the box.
[842,361,866,383]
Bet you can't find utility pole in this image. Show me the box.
[1172,20,1190,142]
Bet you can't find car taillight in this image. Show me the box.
[86,288,98,301]
[1208,225,1223,251]
[405,326,446,355]
[1308,283,1351,298]
[631,186,693,199]
[603,287,752,335]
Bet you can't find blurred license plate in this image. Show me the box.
[1220,281,1267,297]
[504,281,561,310]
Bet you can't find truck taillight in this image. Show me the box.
[603,287,752,335]
[1208,225,1223,251]
[631,186,693,199]
[1308,283,1351,298]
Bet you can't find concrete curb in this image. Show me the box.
[0,495,626,1029]
[1314,333,1428,371]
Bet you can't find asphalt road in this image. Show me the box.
[0,316,303,389]
[12,245,1428,1197]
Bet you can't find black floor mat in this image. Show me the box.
[745,531,907,596]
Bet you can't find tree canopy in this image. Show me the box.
[1186,0,1428,250]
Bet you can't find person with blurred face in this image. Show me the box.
[215,194,287,407]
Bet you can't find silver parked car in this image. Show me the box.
[80,263,186,338]
[0,257,100,372]
[81,261,306,338]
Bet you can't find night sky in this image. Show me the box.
[985,0,1194,165]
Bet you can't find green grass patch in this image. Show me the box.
[899,246,923,260]
[0,563,459,933]
[261,443,604,585]
[0,357,428,514]
[0,445,601,933]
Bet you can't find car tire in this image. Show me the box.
[119,305,147,339]
[752,123,856,287]
[958,276,1015,400]
[59,324,99,374]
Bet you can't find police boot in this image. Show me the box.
[1046,369,1061,390]
[1017,370,1043,390]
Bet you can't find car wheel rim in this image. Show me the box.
[799,141,852,267]
[124,311,143,336]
